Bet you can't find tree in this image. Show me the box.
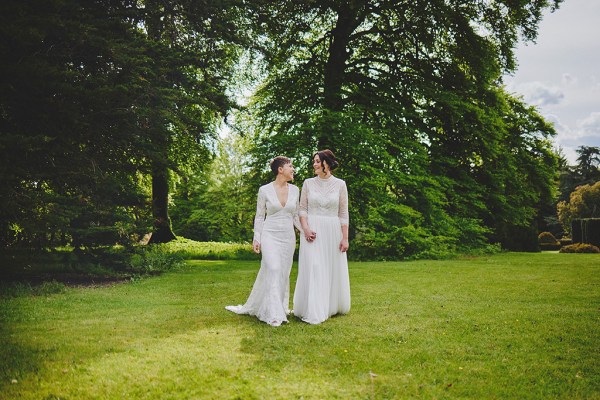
[575,146,600,184]
[140,0,243,243]
[0,0,153,249]
[0,0,244,250]
[557,181,600,235]
[246,0,560,258]
[171,133,256,242]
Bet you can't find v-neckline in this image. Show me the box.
[272,182,289,208]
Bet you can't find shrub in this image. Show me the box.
[538,231,558,244]
[559,238,573,246]
[164,238,258,260]
[559,243,600,253]
[129,244,185,273]
[557,181,600,234]
[538,231,561,251]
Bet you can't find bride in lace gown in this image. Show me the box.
[293,150,350,324]
[226,157,301,326]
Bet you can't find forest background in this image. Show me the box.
[1,0,599,268]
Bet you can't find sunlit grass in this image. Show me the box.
[1,253,598,399]
[164,237,259,260]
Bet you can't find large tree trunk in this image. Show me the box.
[148,163,176,243]
[146,0,176,244]
[320,1,366,148]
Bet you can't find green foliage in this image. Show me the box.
[575,146,600,183]
[557,181,600,234]
[538,231,559,244]
[129,244,185,273]
[0,0,244,250]
[1,0,564,261]
[559,243,600,254]
[538,231,560,251]
[247,1,559,258]
[171,134,256,243]
[0,0,157,249]
[163,238,258,260]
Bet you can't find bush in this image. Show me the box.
[538,231,560,251]
[557,181,600,234]
[559,238,573,246]
[538,231,558,244]
[129,244,185,273]
[164,238,258,260]
[559,243,600,253]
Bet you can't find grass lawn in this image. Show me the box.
[1,252,599,399]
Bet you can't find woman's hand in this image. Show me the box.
[252,240,261,254]
[339,238,349,252]
[304,228,316,242]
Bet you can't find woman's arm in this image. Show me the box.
[299,181,316,242]
[252,187,266,253]
[339,181,349,252]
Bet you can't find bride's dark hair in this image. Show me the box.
[315,149,339,171]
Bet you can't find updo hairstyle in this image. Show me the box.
[315,149,339,171]
[270,156,291,176]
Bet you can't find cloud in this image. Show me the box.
[561,73,577,86]
[577,111,600,136]
[542,113,600,163]
[545,113,568,130]
[514,81,565,106]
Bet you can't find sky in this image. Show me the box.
[504,0,600,165]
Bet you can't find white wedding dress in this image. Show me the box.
[293,175,351,324]
[226,182,300,326]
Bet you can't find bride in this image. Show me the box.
[225,156,300,326]
[293,149,350,324]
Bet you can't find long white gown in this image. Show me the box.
[293,175,351,324]
[225,182,300,326]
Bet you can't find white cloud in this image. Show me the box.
[503,0,600,163]
[577,112,600,137]
[514,81,564,106]
[545,114,569,132]
[539,113,600,162]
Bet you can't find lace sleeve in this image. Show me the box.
[338,180,349,226]
[292,185,303,233]
[299,180,308,218]
[253,186,266,243]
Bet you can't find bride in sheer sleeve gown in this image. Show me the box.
[293,150,350,324]
[226,157,301,327]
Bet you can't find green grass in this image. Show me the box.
[0,252,598,399]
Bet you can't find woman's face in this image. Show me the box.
[313,154,325,175]
[280,162,295,181]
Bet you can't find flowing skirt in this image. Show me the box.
[225,216,295,326]
[293,214,350,324]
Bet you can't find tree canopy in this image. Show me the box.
[1,0,243,249]
[2,0,567,260]
[246,0,561,257]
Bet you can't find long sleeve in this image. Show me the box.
[253,187,266,243]
[338,180,349,226]
[299,180,309,218]
[293,185,303,233]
